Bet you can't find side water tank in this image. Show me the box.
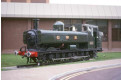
[53,21,64,31]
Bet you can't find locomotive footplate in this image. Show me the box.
[52,56,89,61]
[37,49,89,54]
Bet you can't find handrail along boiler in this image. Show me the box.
[15,19,103,66]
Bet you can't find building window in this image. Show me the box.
[71,20,82,31]
[97,20,108,41]
[64,19,71,28]
[112,20,121,41]
[85,19,108,41]
[11,0,26,2]
[31,0,47,3]
[85,20,97,25]
[1,0,6,2]
[58,19,82,31]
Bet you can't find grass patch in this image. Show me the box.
[1,54,27,67]
[96,52,121,60]
[1,52,121,67]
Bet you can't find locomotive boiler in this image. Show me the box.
[15,19,103,66]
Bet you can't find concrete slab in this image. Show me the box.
[1,59,121,80]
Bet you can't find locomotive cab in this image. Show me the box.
[82,24,103,50]
[82,24,95,36]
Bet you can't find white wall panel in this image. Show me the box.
[91,5,100,18]
[110,6,118,19]
[36,4,45,18]
[97,6,106,19]
[1,2,121,19]
[83,5,93,18]
[49,4,59,18]
[115,7,121,19]
[64,4,72,18]
[57,4,65,18]
[71,5,79,18]
[29,3,36,17]
[21,3,29,17]
[78,5,86,18]
[1,2,7,17]
[7,3,15,17]
[15,3,22,17]
[103,6,112,19]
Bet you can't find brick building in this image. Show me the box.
[1,0,121,53]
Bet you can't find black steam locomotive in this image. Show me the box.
[15,19,103,66]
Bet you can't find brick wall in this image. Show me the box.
[1,18,121,53]
[1,18,55,53]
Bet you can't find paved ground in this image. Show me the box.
[56,65,121,80]
[1,59,121,80]
[70,66,121,80]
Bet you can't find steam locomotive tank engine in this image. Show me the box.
[15,19,103,66]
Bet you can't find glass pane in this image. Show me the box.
[11,0,26,2]
[57,19,82,31]
[97,20,107,27]
[1,0,6,2]
[112,20,121,41]
[85,19,108,41]
[71,20,82,31]
[64,20,71,27]
[85,20,96,25]
[97,20,108,41]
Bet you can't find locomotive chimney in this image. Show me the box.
[33,19,40,30]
